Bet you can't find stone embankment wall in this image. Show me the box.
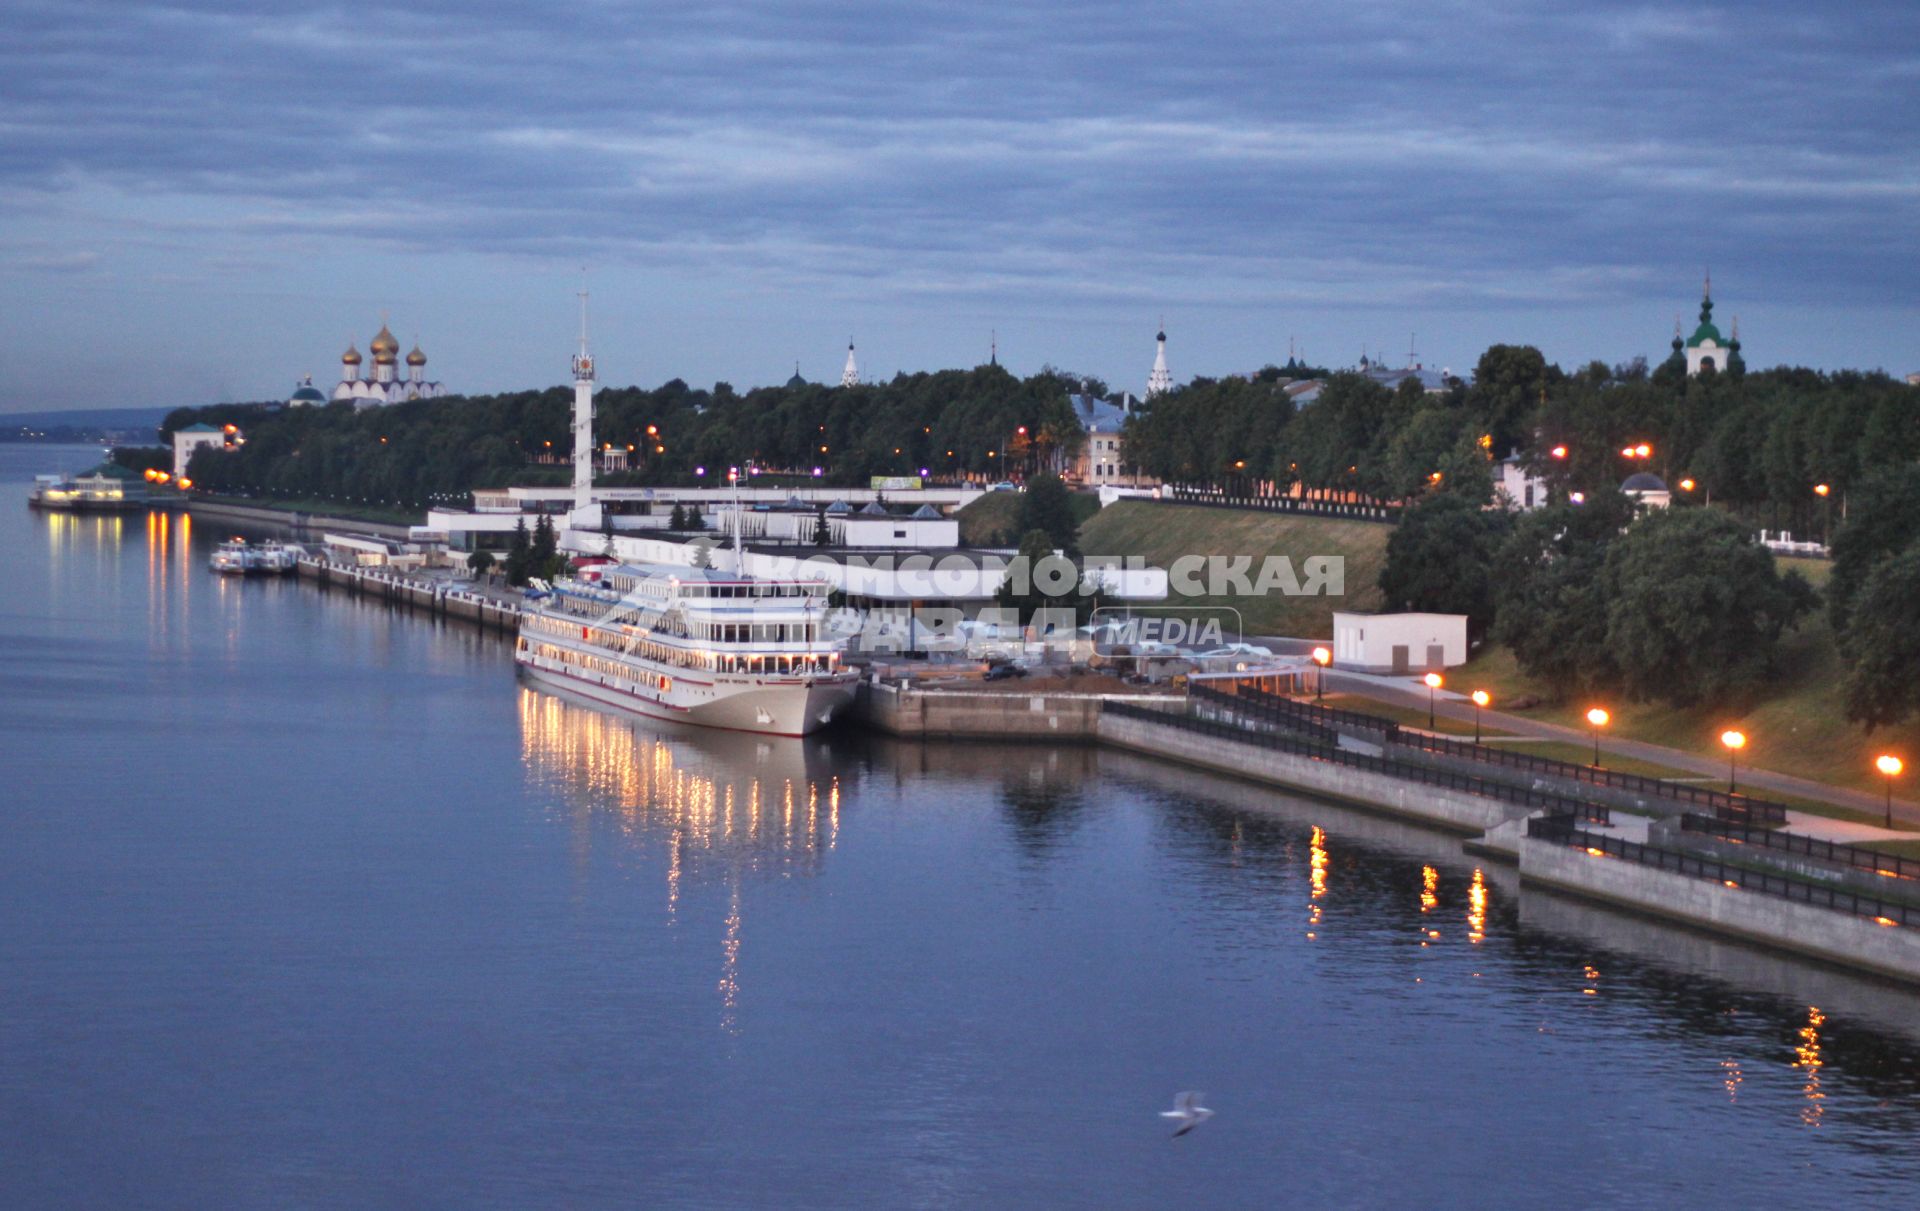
[1519,835,1920,985]
[187,497,416,540]
[1097,708,1526,835]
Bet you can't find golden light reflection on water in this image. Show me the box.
[1421,865,1438,913]
[1467,868,1487,945]
[1306,825,1328,937]
[517,688,839,1034]
[1795,1006,1826,1126]
[1722,1057,1743,1103]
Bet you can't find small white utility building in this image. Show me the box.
[1331,611,1467,675]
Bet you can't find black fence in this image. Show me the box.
[1405,728,1792,825]
[1527,816,1920,927]
[1105,698,1610,823]
[1214,681,1791,826]
[1191,682,1402,741]
[1680,813,1920,882]
[1159,484,1402,524]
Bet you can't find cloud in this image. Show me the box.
[0,0,1916,405]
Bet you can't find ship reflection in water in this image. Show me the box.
[517,688,842,1032]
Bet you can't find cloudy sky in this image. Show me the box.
[2,0,1916,412]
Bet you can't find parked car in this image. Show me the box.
[984,663,1028,681]
[988,481,1018,493]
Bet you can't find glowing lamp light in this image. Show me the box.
[1016,426,1028,436]
[1569,491,1586,504]
[1814,483,1831,497]
[1680,478,1696,491]
[919,467,930,477]
[1550,445,1568,459]
[1311,646,1331,667]
[1878,755,1905,778]
[1471,690,1491,708]
[1424,673,1443,689]
[1586,707,1610,728]
[812,467,823,477]
[1721,730,1746,751]
[694,465,706,476]
[1635,443,1651,458]
[177,477,192,489]
[646,425,658,436]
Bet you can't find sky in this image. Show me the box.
[2,0,1916,413]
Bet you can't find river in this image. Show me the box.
[3,444,1918,1208]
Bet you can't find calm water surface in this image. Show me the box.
[4,445,1919,1208]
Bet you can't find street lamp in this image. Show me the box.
[1586,707,1610,767]
[1424,672,1444,729]
[1311,646,1331,701]
[1720,729,1747,793]
[1470,690,1490,743]
[1876,755,1904,829]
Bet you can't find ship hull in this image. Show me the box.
[515,652,858,737]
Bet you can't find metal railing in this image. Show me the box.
[1212,682,1791,825]
[1404,728,1791,824]
[1192,682,1401,739]
[1527,817,1920,926]
[1105,698,1610,823]
[1681,813,1920,882]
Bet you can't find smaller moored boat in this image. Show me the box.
[209,538,298,575]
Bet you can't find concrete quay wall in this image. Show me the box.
[855,681,1147,741]
[1097,709,1524,835]
[297,559,520,631]
[1519,836,1920,985]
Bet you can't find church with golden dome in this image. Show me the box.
[331,320,448,406]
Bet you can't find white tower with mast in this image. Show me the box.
[1146,321,1172,397]
[841,339,860,387]
[568,291,602,530]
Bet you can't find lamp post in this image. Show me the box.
[1876,755,1904,830]
[1312,646,1331,701]
[1424,672,1443,729]
[1470,690,1490,743]
[1720,729,1746,794]
[1586,707,1610,767]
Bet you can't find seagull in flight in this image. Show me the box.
[1160,1091,1214,1138]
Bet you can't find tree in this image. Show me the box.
[685,502,705,530]
[1379,495,1510,639]
[504,517,533,586]
[1840,544,1920,728]
[813,507,831,546]
[1017,472,1079,556]
[466,549,495,576]
[1829,466,1920,635]
[691,540,713,569]
[670,502,687,530]
[531,512,559,578]
[1492,492,1635,700]
[1601,508,1816,708]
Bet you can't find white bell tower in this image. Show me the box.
[568,291,602,530]
[1146,322,1172,398]
[841,339,860,387]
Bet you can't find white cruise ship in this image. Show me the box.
[515,562,860,737]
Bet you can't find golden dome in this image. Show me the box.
[369,323,400,355]
[406,345,426,367]
[341,342,362,365]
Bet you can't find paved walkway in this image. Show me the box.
[1252,648,1917,836]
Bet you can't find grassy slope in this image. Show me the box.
[1456,555,1920,799]
[1075,501,1388,637]
[956,491,1100,548]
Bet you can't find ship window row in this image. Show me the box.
[533,617,836,676]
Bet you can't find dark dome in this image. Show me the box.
[1622,472,1668,492]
